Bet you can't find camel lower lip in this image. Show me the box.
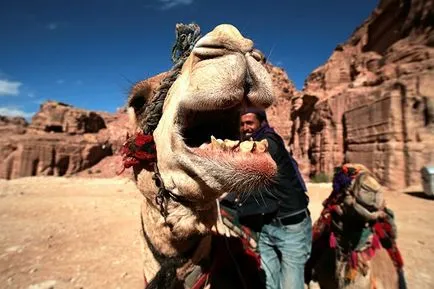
[190,147,277,179]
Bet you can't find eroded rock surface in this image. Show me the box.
[264,63,297,147]
[0,116,28,135]
[29,101,106,134]
[0,102,113,179]
[289,0,434,189]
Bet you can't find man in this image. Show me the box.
[227,107,312,289]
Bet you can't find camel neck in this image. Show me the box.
[140,199,213,283]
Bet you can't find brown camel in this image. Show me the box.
[306,164,406,289]
[124,24,276,288]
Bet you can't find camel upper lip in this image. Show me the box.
[193,38,230,59]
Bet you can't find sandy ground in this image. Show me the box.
[0,177,433,289]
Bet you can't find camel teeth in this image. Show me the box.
[254,139,268,153]
[210,135,226,150]
[207,137,267,153]
[210,136,218,149]
[239,140,255,153]
[224,139,240,150]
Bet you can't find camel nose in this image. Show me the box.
[249,48,266,63]
[195,24,253,54]
[244,68,253,95]
[243,49,265,96]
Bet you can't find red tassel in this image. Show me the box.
[134,150,157,161]
[394,249,404,268]
[329,232,337,248]
[372,234,381,249]
[389,247,404,268]
[119,133,157,171]
[351,251,358,268]
[135,134,154,146]
[367,247,375,258]
[328,205,338,212]
[373,223,386,239]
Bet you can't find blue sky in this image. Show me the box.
[0,0,378,119]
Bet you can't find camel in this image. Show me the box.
[305,164,407,289]
[123,23,276,288]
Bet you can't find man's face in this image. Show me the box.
[240,113,261,140]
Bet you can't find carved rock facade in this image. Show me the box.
[0,102,113,179]
[289,0,434,189]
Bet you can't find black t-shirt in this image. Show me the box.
[232,131,309,218]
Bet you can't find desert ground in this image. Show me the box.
[0,177,433,289]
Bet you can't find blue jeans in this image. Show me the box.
[258,214,312,289]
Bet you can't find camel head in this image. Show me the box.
[127,24,277,214]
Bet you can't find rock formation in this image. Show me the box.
[289,0,434,189]
[0,101,114,179]
[0,116,28,135]
[29,101,106,134]
[264,63,297,147]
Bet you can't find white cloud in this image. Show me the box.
[28,92,35,98]
[56,79,65,84]
[0,79,22,96]
[0,107,34,118]
[158,0,193,10]
[47,22,58,30]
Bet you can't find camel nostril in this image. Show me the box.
[244,69,253,95]
[250,49,265,63]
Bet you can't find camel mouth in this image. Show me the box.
[179,106,241,148]
[177,105,277,181]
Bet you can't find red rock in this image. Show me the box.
[0,102,112,179]
[289,0,434,189]
[264,63,297,148]
[0,134,112,179]
[0,116,27,135]
[29,101,106,134]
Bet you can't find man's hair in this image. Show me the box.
[242,107,268,123]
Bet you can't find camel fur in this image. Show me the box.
[126,24,276,287]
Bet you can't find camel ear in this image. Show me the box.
[127,80,154,129]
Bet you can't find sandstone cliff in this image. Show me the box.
[0,116,28,135]
[0,102,118,179]
[289,0,434,189]
[264,63,297,147]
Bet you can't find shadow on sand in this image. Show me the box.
[405,191,434,200]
